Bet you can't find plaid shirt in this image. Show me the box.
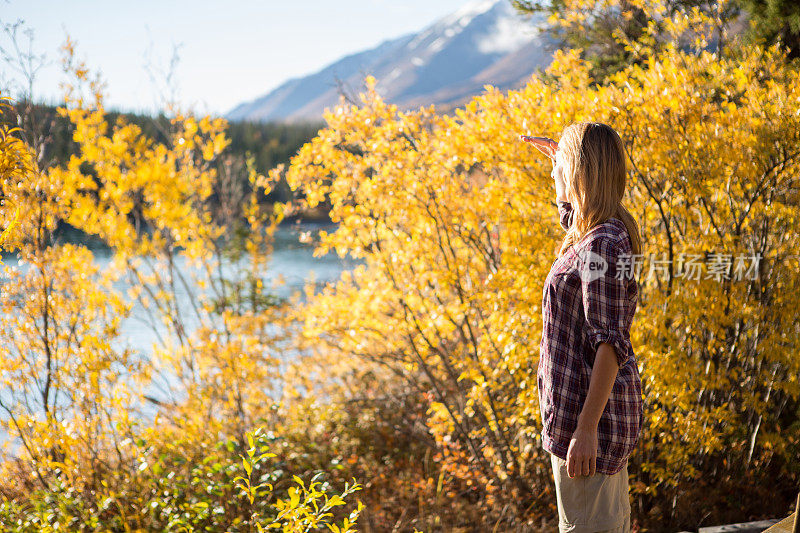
[537,200,643,475]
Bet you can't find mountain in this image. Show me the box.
[226,0,557,123]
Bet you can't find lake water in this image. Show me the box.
[101,220,362,356]
[0,220,362,426]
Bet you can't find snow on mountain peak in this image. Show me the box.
[444,0,501,27]
[226,0,556,123]
[476,3,542,54]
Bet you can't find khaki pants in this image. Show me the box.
[550,453,631,533]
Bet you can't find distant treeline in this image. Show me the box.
[3,101,325,206]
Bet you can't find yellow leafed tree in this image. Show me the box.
[54,37,292,438]
[0,80,144,496]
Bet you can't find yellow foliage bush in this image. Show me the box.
[281,21,800,531]
[0,44,365,531]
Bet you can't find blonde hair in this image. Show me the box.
[557,122,642,257]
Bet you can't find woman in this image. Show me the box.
[522,123,644,533]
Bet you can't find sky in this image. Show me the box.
[1,0,471,116]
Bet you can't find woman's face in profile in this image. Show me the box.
[553,141,567,181]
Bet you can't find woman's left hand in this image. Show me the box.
[520,135,558,160]
[566,425,598,477]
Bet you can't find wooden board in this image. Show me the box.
[762,513,797,533]
[699,519,780,532]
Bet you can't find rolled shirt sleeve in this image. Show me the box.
[557,200,573,231]
[579,234,632,367]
